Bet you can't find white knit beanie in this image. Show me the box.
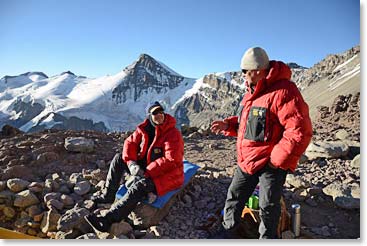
[241,47,270,70]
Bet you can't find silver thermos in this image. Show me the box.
[291,204,301,237]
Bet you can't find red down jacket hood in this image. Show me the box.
[123,114,184,196]
[224,61,313,174]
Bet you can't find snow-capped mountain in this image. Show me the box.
[0,46,360,133]
[0,54,199,132]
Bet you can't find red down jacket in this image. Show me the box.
[122,114,184,196]
[223,61,313,174]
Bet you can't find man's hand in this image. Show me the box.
[210,120,229,135]
[125,175,142,188]
[128,161,145,177]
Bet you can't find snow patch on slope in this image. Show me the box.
[329,64,360,91]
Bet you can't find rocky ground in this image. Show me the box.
[0,93,360,239]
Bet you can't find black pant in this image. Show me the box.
[102,153,156,224]
[222,163,287,239]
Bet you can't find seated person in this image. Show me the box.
[85,101,184,232]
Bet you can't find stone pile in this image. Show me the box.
[0,129,123,238]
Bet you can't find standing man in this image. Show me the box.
[210,47,312,239]
[85,101,184,232]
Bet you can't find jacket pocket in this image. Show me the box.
[151,147,164,162]
[244,106,267,142]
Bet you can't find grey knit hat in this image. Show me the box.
[146,101,164,115]
[241,47,270,70]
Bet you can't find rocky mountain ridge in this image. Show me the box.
[291,45,360,90]
[174,72,244,129]
[112,54,187,103]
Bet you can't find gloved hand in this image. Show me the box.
[128,161,145,177]
[125,175,143,189]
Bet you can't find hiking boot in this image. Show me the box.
[90,194,115,204]
[84,214,111,232]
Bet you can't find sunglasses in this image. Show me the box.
[151,109,164,115]
[242,69,248,74]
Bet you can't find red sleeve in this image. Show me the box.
[222,116,239,137]
[145,129,184,178]
[270,85,313,169]
[122,129,143,164]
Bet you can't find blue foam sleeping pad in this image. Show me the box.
[115,160,200,208]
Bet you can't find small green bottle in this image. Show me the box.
[248,195,259,209]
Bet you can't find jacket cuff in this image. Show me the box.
[127,160,137,166]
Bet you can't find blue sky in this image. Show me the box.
[0,0,360,79]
